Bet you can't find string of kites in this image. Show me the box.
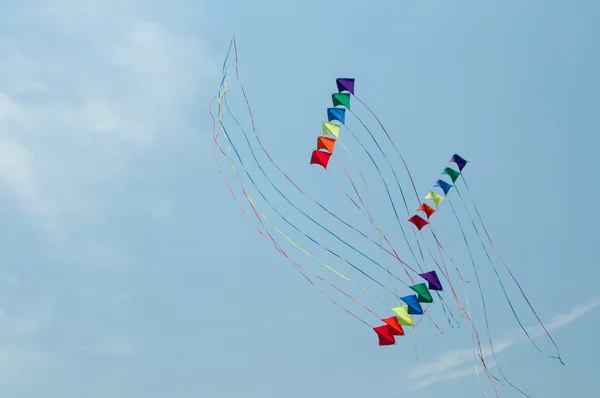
[310,79,467,345]
[211,37,564,397]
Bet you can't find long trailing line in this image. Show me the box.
[344,106,432,286]
[449,196,531,397]
[334,84,499,386]
[346,93,499,343]
[212,49,376,322]
[326,159,444,333]
[217,48,441,334]
[348,91,532,393]
[455,176,564,364]
[221,95,412,288]
[341,113,462,327]
[225,39,449,338]
[219,87,410,297]
[226,38,421,287]
[227,41,460,340]
[447,199,519,397]
[466,292,490,397]
[327,154,455,332]
[212,57,377,328]
[213,98,374,328]
[219,44,428,316]
[347,94,468,285]
[344,115,427,271]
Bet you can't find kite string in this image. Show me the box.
[221,95,406,301]
[345,117,426,272]
[327,158,446,334]
[349,97,469,305]
[448,199,529,397]
[457,177,564,365]
[212,71,376,329]
[222,97,410,289]
[346,87,501,390]
[229,38,415,287]
[328,158,418,278]
[345,105,463,332]
[352,94,421,204]
[347,113,462,315]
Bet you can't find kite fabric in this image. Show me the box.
[391,306,414,326]
[442,167,461,183]
[408,215,429,230]
[434,179,453,195]
[327,107,346,125]
[401,295,424,315]
[322,121,341,138]
[332,92,351,109]
[425,191,445,208]
[419,271,443,291]
[382,316,405,335]
[310,150,331,168]
[450,153,468,171]
[317,136,336,153]
[373,325,396,346]
[410,283,434,303]
[336,77,355,95]
[417,203,436,219]
[214,38,564,397]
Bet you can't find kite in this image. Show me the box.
[211,37,564,398]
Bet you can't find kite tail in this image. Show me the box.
[353,95,421,204]
[448,200,530,397]
[345,111,462,300]
[431,230,470,284]
[221,97,411,289]
[327,160,419,277]
[433,245,501,396]
[271,223,394,311]
[339,140,369,189]
[326,160,446,334]
[350,98,460,287]
[343,124,424,274]
[432,239,461,328]
[458,178,564,365]
[213,80,379,331]
[466,293,491,397]
[229,38,417,288]
[218,53,410,311]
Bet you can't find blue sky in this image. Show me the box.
[0,0,598,397]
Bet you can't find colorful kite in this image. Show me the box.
[211,37,563,398]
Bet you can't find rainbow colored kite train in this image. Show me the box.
[210,38,564,397]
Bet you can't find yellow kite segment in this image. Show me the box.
[425,191,445,208]
[322,122,341,138]
[392,305,414,326]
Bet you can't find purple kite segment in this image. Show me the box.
[419,270,443,291]
[336,78,355,95]
[450,154,468,171]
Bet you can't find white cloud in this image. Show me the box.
[0,0,219,235]
[0,347,57,386]
[0,0,219,387]
[80,333,135,356]
[400,298,599,391]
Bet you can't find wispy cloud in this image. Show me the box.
[0,0,218,388]
[0,0,218,237]
[401,298,599,391]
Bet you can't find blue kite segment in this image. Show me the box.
[434,179,453,195]
[400,294,424,315]
[327,107,346,125]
